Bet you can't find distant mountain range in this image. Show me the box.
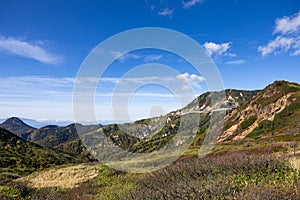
[0,117,74,128]
[0,118,98,161]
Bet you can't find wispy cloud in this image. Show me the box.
[258,36,294,57]
[182,0,206,9]
[0,36,63,64]
[109,51,164,63]
[109,51,141,63]
[145,0,206,17]
[225,59,245,65]
[158,8,174,17]
[144,54,163,62]
[0,74,205,96]
[145,0,156,13]
[0,75,202,122]
[203,42,233,57]
[0,76,184,97]
[274,11,300,35]
[258,10,300,57]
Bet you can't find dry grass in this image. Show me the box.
[16,164,100,189]
[290,157,300,170]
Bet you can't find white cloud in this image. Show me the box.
[110,51,165,63]
[109,51,125,58]
[177,72,206,82]
[158,8,174,17]
[120,53,141,61]
[225,59,245,65]
[203,42,232,57]
[291,37,300,56]
[182,0,206,9]
[258,36,295,57]
[0,36,63,64]
[144,54,163,62]
[259,10,300,57]
[176,72,205,90]
[274,11,300,35]
[109,51,141,63]
[225,52,237,57]
[292,49,300,56]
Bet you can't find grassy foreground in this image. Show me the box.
[0,143,299,200]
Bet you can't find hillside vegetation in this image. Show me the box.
[0,128,87,180]
[1,146,299,200]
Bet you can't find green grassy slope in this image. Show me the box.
[0,127,88,180]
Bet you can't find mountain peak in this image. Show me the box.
[3,117,29,126]
[0,117,36,140]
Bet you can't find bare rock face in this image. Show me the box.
[219,80,300,142]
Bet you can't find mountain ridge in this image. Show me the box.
[0,87,260,155]
[0,117,75,128]
[3,80,300,160]
[0,118,96,160]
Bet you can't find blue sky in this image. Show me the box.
[0,0,300,123]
